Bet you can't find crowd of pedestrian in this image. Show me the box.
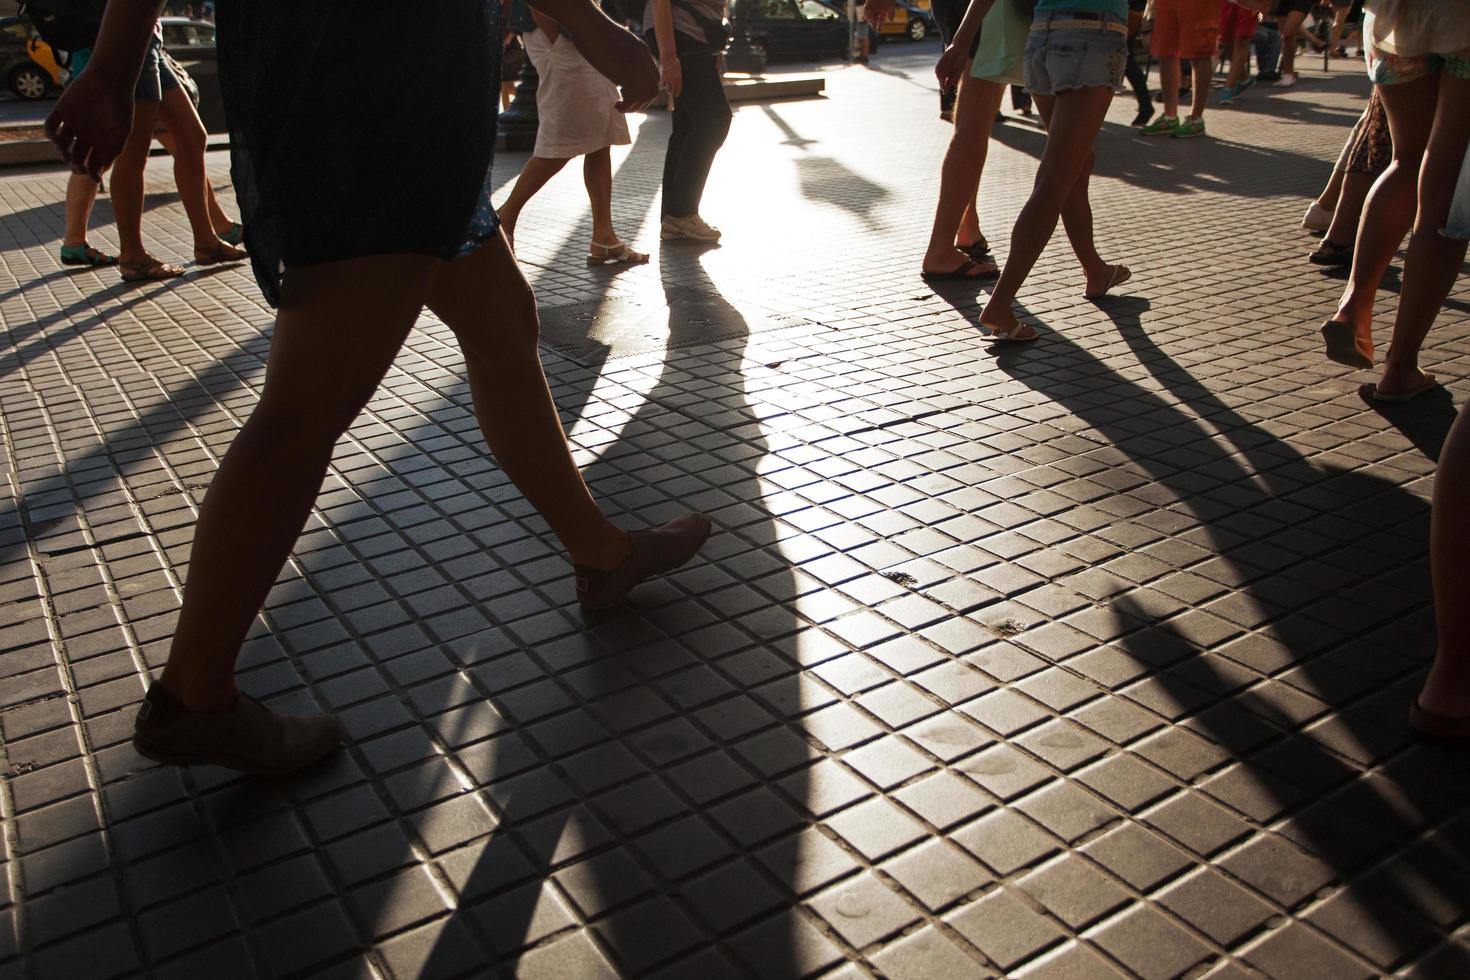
[32,0,1470,773]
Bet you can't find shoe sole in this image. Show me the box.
[133,732,340,777]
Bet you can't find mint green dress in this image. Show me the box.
[971,0,1031,85]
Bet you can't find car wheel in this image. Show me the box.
[9,63,50,100]
[908,18,928,41]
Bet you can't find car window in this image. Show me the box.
[760,0,797,18]
[799,1,840,19]
[3,20,29,41]
[195,24,216,45]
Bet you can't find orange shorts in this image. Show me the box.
[1152,0,1221,60]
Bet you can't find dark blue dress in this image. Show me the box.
[216,1,502,307]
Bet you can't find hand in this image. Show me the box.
[865,0,896,28]
[659,57,683,98]
[936,43,965,90]
[568,14,661,110]
[45,69,134,180]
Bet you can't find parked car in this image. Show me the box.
[870,1,935,43]
[728,0,849,72]
[1,16,63,100]
[159,16,225,133]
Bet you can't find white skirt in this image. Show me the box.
[524,30,631,159]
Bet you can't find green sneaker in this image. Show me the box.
[1140,115,1180,136]
[1172,117,1206,138]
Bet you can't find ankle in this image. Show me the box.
[570,528,633,571]
[155,673,239,713]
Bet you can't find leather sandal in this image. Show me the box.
[587,240,649,265]
[119,257,185,282]
[194,241,248,265]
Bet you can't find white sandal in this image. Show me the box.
[586,240,649,265]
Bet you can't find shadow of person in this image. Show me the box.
[414,267,811,975]
[994,306,1470,971]
[760,106,890,232]
[1358,385,1460,463]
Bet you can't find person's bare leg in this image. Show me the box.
[583,147,617,245]
[1328,5,1348,52]
[426,233,631,570]
[1187,55,1211,119]
[1321,169,1373,247]
[1279,10,1304,77]
[981,85,1114,334]
[156,126,238,236]
[110,99,175,270]
[1331,73,1436,357]
[1417,404,1470,719]
[1033,94,1114,289]
[160,254,440,709]
[1226,36,1250,91]
[496,155,572,247]
[63,172,101,249]
[924,77,1003,273]
[158,85,238,258]
[1160,57,1182,118]
[1315,106,1362,212]
[1376,72,1470,396]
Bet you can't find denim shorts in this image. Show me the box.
[1024,11,1128,95]
[135,36,182,103]
[74,37,180,102]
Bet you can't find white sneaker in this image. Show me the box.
[661,215,722,242]
[1274,72,1297,88]
[1302,201,1333,233]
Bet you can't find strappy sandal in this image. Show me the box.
[586,241,649,265]
[119,257,185,282]
[60,243,119,267]
[1084,263,1132,299]
[218,222,244,246]
[194,241,247,266]
[980,321,1040,343]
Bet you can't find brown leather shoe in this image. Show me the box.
[133,684,343,776]
[1408,699,1470,748]
[575,513,713,610]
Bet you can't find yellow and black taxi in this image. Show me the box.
[1,16,63,100]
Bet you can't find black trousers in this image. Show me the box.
[661,48,731,218]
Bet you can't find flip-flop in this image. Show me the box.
[1370,372,1438,403]
[1084,263,1132,299]
[958,236,990,262]
[980,321,1039,343]
[1320,319,1373,369]
[1409,699,1470,747]
[119,258,185,282]
[921,258,998,282]
[1308,241,1353,266]
[59,243,118,267]
[218,222,244,246]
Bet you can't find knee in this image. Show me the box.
[169,122,206,160]
[460,280,540,361]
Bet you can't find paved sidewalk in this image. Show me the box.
[2,52,1469,980]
